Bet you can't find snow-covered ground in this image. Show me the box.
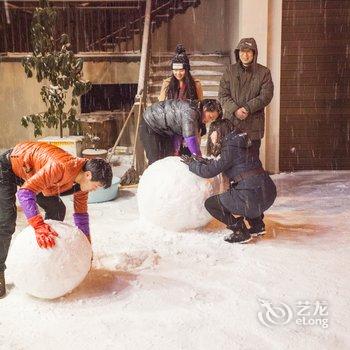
[1,170,350,350]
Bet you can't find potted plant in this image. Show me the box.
[21,0,91,155]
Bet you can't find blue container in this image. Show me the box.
[88,176,121,204]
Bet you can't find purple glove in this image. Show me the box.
[17,188,39,219]
[184,136,202,156]
[73,213,90,236]
[172,135,183,156]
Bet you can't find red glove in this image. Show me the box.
[27,214,58,249]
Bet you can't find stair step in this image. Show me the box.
[151,65,226,73]
[150,75,222,84]
[152,52,228,58]
[148,90,218,100]
[152,69,223,77]
[148,80,219,88]
[203,91,219,97]
[148,84,219,94]
[151,60,226,68]
[152,54,230,64]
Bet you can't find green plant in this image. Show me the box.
[21,0,91,137]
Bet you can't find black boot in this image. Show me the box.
[247,214,266,237]
[224,217,252,244]
[0,271,5,298]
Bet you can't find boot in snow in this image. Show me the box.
[247,215,266,237]
[224,217,252,244]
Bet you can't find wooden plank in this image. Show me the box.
[282,24,348,34]
[279,128,345,138]
[281,55,344,63]
[283,1,350,11]
[282,16,350,26]
[280,108,350,116]
[282,8,349,17]
[279,160,348,172]
[280,91,350,99]
[282,32,349,41]
[280,99,350,107]
[282,46,348,56]
[281,62,348,71]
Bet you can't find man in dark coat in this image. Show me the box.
[140,99,222,165]
[218,37,274,157]
[181,119,276,244]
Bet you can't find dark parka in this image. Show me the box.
[143,99,201,138]
[218,38,274,140]
[188,131,276,218]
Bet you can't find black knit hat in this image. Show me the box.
[171,44,190,71]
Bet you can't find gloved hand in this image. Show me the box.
[180,155,192,166]
[184,136,202,156]
[172,135,183,156]
[73,213,91,244]
[27,214,58,249]
[193,155,209,165]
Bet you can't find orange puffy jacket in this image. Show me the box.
[10,142,88,213]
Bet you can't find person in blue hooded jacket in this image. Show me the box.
[181,119,277,243]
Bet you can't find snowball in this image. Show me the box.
[8,220,92,299]
[137,157,219,231]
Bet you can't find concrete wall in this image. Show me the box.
[151,0,230,53]
[0,62,67,149]
[82,61,139,84]
[0,61,140,149]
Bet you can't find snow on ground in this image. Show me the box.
[1,170,350,350]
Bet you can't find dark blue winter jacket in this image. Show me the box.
[189,130,277,217]
[189,130,263,189]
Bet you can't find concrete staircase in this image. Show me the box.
[147,53,231,105]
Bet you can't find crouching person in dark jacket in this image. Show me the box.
[181,119,276,243]
[140,99,222,165]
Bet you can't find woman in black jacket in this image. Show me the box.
[181,119,276,243]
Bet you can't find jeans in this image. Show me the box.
[0,150,67,272]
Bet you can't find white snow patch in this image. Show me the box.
[1,171,350,350]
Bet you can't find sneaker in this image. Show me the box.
[0,271,6,298]
[224,230,252,244]
[249,225,266,237]
[224,218,252,244]
[247,215,266,237]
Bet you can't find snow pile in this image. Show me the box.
[137,157,218,231]
[2,171,350,349]
[8,220,92,299]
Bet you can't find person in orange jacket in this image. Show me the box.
[0,141,113,298]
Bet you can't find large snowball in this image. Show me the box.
[8,220,92,299]
[137,157,218,231]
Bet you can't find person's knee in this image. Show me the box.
[204,195,217,213]
[0,209,16,235]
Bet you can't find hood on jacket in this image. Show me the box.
[234,37,258,66]
[224,131,252,149]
